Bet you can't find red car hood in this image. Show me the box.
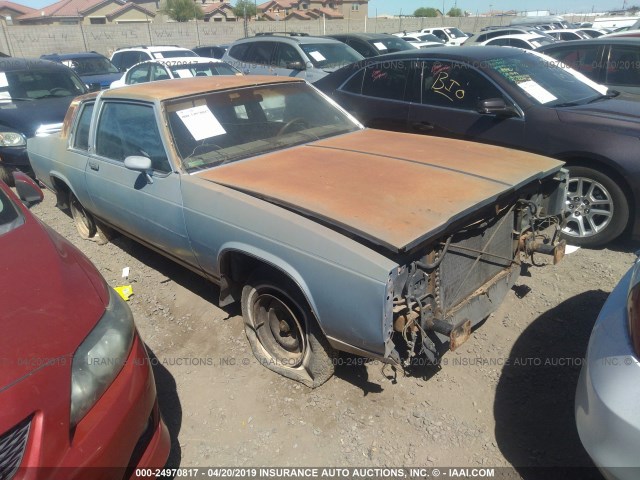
[0,213,108,390]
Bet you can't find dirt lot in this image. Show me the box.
[31,188,637,478]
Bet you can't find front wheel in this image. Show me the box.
[241,269,336,387]
[561,166,629,247]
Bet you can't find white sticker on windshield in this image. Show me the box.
[373,42,388,50]
[308,51,326,62]
[517,80,557,104]
[177,105,226,141]
[175,69,193,78]
[0,73,7,88]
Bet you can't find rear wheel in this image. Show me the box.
[561,166,629,247]
[69,193,96,240]
[241,269,336,388]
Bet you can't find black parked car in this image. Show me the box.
[315,47,640,247]
[325,33,416,57]
[0,58,88,184]
[536,37,640,94]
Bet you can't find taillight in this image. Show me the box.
[629,261,640,357]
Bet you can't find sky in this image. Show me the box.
[18,0,627,16]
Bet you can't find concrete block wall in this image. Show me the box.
[0,15,592,58]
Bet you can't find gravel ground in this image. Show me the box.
[31,188,638,479]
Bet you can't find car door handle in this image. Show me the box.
[411,121,435,132]
[88,160,99,171]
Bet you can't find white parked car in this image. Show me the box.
[110,57,240,88]
[480,33,556,50]
[394,33,446,48]
[416,27,469,45]
[547,29,593,41]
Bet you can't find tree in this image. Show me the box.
[447,7,464,17]
[160,0,204,22]
[234,0,258,18]
[414,7,438,17]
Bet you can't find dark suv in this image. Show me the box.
[0,58,87,184]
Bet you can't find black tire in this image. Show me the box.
[0,165,13,187]
[241,268,336,388]
[561,166,629,247]
[69,193,97,240]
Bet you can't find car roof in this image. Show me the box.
[361,46,526,62]
[234,35,342,45]
[485,33,546,41]
[41,52,106,60]
[100,75,304,102]
[537,37,640,49]
[136,56,226,65]
[115,45,194,52]
[0,57,73,72]
[328,33,399,41]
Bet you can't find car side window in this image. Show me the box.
[341,67,365,94]
[510,39,530,49]
[245,42,276,66]
[605,45,640,86]
[72,102,94,151]
[151,64,171,81]
[421,62,504,110]
[349,39,374,57]
[228,43,250,61]
[95,103,171,173]
[488,38,510,46]
[545,45,599,77]
[274,43,304,68]
[432,30,447,41]
[361,61,410,101]
[128,64,151,84]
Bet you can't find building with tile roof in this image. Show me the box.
[256,0,366,21]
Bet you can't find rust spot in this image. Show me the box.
[450,319,471,351]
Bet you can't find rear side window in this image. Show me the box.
[72,102,94,151]
[228,43,251,61]
[543,45,600,77]
[245,42,277,65]
[605,45,640,86]
[362,61,410,100]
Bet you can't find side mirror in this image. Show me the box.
[124,155,153,184]
[286,61,306,71]
[477,98,518,118]
[88,82,102,92]
[13,171,43,208]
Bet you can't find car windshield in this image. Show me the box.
[300,43,362,70]
[445,28,467,38]
[62,57,119,75]
[167,61,239,78]
[484,52,605,106]
[166,82,360,172]
[418,34,443,42]
[154,50,198,59]
[0,69,86,101]
[0,189,23,236]
[369,38,415,53]
[530,37,555,47]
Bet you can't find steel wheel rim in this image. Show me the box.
[563,176,614,239]
[253,293,306,367]
[71,197,92,238]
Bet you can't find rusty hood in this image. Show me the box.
[197,129,563,252]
